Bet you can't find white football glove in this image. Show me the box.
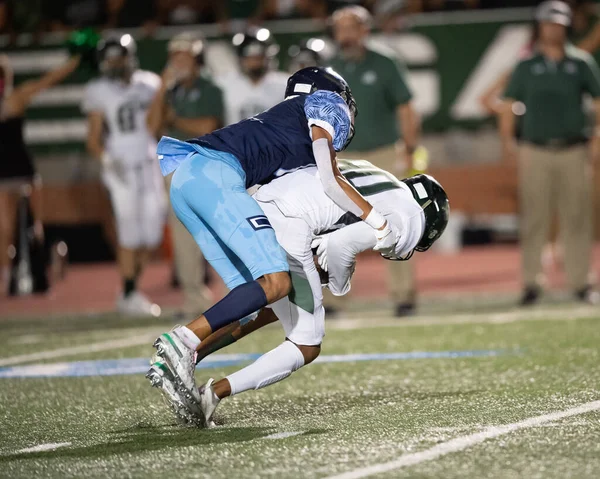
[101,152,127,183]
[311,235,329,272]
[372,222,399,256]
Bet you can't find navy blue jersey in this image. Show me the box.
[180,90,352,188]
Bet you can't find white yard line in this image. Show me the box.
[0,332,161,367]
[262,431,305,440]
[327,305,599,331]
[17,442,71,453]
[326,400,600,479]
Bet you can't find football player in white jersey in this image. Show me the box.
[148,159,450,426]
[216,27,289,125]
[82,34,166,316]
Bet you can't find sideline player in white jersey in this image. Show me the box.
[216,27,288,125]
[148,159,450,426]
[82,34,166,316]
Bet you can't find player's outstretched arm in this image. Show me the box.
[311,125,397,254]
[311,125,373,219]
[10,56,81,113]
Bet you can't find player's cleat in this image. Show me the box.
[117,292,161,317]
[146,358,202,426]
[153,328,204,422]
[198,378,220,428]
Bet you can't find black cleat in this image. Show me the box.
[575,286,600,305]
[520,287,541,307]
[395,302,416,317]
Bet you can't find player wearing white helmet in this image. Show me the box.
[216,27,289,125]
[148,159,450,426]
[82,34,166,317]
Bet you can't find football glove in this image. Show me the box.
[373,222,399,256]
[311,235,329,272]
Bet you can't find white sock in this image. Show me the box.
[175,325,201,350]
[227,341,305,396]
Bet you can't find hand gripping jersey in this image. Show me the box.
[82,70,160,165]
[160,89,352,186]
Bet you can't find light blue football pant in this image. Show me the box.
[169,146,289,290]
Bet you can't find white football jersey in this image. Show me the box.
[82,70,160,165]
[215,70,289,125]
[253,160,425,257]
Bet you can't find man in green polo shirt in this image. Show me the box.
[147,32,224,318]
[329,5,421,317]
[501,0,600,306]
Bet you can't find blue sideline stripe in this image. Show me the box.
[0,350,509,379]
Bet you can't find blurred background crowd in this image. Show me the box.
[0,0,571,41]
[1,0,600,320]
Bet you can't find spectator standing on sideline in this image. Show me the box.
[329,6,421,317]
[1,54,81,295]
[147,32,224,319]
[500,1,600,306]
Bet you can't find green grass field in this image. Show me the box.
[1,304,599,479]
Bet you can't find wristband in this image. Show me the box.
[364,209,386,230]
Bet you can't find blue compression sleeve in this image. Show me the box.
[203,281,267,331]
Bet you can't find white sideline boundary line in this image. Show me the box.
[1,305,597,367]
[17,442,71,453]
[0,333,159,367]
[262,431,305,440]
[327,305,600,331]
[326,400,600,479]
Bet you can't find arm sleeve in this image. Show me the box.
[81,81,104,113]
[503,63,525,101]
[304,90,352,152]
[312,138,364,217]
[386,56,413,106]
[582,56,600,98]
[325,222,377,296]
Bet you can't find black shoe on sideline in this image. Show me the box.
[395,302,416,317]
[520,287,541,307]
[575,286,600,305]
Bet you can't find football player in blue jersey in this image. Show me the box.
[149,66,401,420]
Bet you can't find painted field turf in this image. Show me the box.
[0,308,598,478]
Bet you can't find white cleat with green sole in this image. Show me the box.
[152,328,205,425]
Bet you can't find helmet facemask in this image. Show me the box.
[98,36,137,81]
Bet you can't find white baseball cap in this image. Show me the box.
[535,0,572,27]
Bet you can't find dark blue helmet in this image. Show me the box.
[285,66,358,149]
[285,66,358,119]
